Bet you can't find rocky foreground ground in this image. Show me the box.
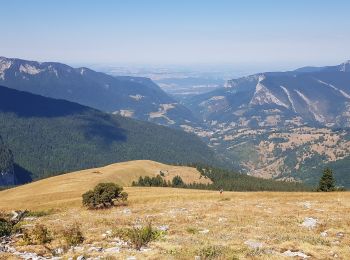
[0,188,349,259]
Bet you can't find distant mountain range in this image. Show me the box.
[185,60,350,128]
[0,85,221,186]
[2,56,350,187]
[181,61,350,186]
[0,57,199,127]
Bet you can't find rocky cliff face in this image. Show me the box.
[0,137,15,186]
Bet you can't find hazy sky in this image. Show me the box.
[1,0,350,68]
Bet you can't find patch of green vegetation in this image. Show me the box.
[24,209,55,218]
[22,224,51,245]
[132,175,186,188]
[186,227,199,234]
[62,222,84,246]
[134,165,312,191]
[82,183,128,209]
[113,222,164,250]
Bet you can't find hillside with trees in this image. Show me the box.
[0,136,14,186]
[0,85,222,184]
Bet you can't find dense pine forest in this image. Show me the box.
[0,86,223,183]
[132,164,312,192]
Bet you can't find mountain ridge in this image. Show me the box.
[0,56,200,128]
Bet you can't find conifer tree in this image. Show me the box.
[317,168,335,192]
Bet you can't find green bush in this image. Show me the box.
[115,222,162,250]
[62,223,84,246]
[22,224,51,245]
[197,245,224,259]
[0,218,12,237]
[82,183,128,209]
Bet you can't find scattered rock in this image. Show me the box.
[198,229,209,234]
[126,257,137,260]
[123,208,132,215]
[301,217,318,229]
[320,231,328,237]
[105,247,120,253]
[140,247,152,252]
[194,256,201,260]
[71,246,84,252]
[244,239,263,249]
[10,210,28,224]
[218,217,227,222]
[331,240,340,245]
[336,232,344,238]
[282,250,310,259]
[23,217,37,221]
[302,202,311,209]
[114,239,128,247]
[53,247,64,255]
[88,246,103,252]
[77,256,86,260]
[157,225,169,231]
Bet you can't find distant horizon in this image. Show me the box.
[1,54,349,79]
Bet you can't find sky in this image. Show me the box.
[1,0,350,69]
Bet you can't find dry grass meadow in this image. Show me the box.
[0,160,349,259]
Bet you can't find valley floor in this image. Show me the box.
[1,188,349,259]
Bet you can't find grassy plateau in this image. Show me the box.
[0,160,349,259]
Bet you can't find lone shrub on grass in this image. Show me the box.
[22,224,51,245]
[115,222,162,250]
[62,223,84,246]
[82,182,128,209]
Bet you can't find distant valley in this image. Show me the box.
[181,60,350,186]
[1,57,350,187]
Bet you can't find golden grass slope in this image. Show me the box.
[2,189,350,259]
[0,160,210,210]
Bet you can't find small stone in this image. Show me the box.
[23,217,37,221]
[320,231,328,237]
[77,256,86,260]
[74,246,85,252]
[218,217,227,222]
[301,217,318,229]
[199,229,209,234]
[54,247,64,255]
[301,201,311,209]
[140,247,152,252]
[157,225,169,231]
[105,247,120,253]
[126,257,137,260]
[123,208,131,214]
[282,250,309,259]
[194,256,201,260]
[244,239,263,249]
[336,232,344,238]
[88,246,103,252]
